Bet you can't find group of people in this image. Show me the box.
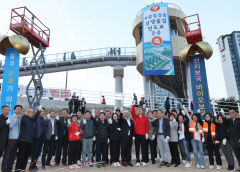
[0,102,240,172]
[68,96,86,114]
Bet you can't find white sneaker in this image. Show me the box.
[136,162,140,167]
[112,163,118,167]
[185,163,191,168]
[69,165,74,169]
[74,164,80,169]
[116,162,121,166]
[197,164,200,168]
[209,165,214,169]
[216,165,222,170]
[183,160,186,164]
[142,162,148,167]
[201,165,205,169]
[77,160,81,165]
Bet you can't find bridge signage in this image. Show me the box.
[142,3,174,75]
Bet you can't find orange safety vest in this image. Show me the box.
[189,120,203,140]
[203,121,217,144]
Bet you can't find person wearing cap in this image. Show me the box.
[67,114,81,169]
[81,111,96,167]
[203,113,222,170]
[131,104,149,167]
[93,112,109,168]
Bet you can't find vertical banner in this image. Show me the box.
[142,3,174,75]
[0,48,20,115]
[189,54,210,119]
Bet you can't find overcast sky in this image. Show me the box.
[0,0,239,100]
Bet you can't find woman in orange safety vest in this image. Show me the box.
[203,113,222,170]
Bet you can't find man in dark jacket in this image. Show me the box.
[155,110,171,167]
[30,106,46,171]
[119,110,135,167]
[93,112,108,168]
[228,108,240,171]
[68,96,74,115]
[74,97,80,114]
[42,110,59,168]
[55,108,69,166]
[15,108,34,172]
[0,105,10,158]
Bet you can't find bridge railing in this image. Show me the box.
[0,47,136,68]
[17,85,240,115]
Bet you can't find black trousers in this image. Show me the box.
[231,139,240,166]
[0,151,3,159]
[110,140,120,163]
[146,139,156,164]
[81,107,85,114]
[74,106,79,114]
[135,134,148,163]
[68,140,80,165]
[121,136,132,163]
[69,106,73,115]
[206,142,222,165]
[96,138,108,163]
[15,141,32,172]
[42,135,56,166]
[77,140,82,161]
[154,136,158,158]
[2,139,18,172]
[169,142,180,165]
[55,136,68,165]
[31,137,44,169]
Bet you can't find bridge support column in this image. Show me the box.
[143,75,149,100]
[113,66,124,107]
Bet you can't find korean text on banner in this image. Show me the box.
[142,3,174,75]
[0,48,20,115]
[189,54,211,119]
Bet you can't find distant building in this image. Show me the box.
[153,83,176,109]
[217,31,240,100]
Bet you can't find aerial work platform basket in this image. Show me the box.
[10,6,50,48]
[183,14,202,44]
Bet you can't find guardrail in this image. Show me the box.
[16,85,240,114]
[0,47,136,68]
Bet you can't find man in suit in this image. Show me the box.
[55,108,69,166]
[155,110,171,167]
[42,110,58,168]
[30,106,46,171]
[0,105,10,159]
[119,110,135,167]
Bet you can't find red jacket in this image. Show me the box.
[131,105,149,135]
[68,121,81,141]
